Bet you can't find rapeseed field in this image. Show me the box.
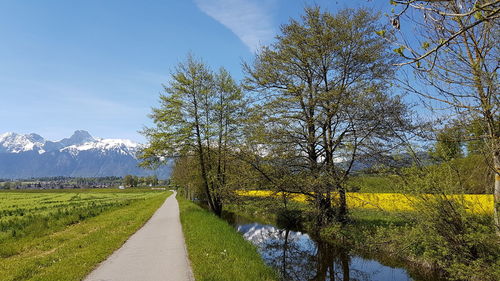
[236,190,493,214]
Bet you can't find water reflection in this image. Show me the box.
[236,223,413,281]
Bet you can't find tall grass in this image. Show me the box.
[177,195,278,281]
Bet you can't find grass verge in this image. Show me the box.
[177,195,278,281]
[0,190,171,281]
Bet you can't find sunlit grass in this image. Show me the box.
[178,195,278,281]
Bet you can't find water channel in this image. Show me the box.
[221,211,441,281]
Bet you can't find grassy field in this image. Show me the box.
[0,189,171,281]
[177,195,278,281]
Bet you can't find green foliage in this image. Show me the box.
[393,45,405,56]
[375,29,386,37]
[430,125,463,162]
[140,54,245,215]
[474,11,484,20]
[400,154,492,194]
[178,196,277,281]
[347,174,404,193]
[244,6,408,224]
[171,156,205,200]
[1,182,11,189]
[401,199,499,281]
[123,174,138,187]
[466,118,490,155]
[394,156,499,280]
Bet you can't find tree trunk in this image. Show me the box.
[494,149,500,234]
[311,241,334,281]
[337,185,348,223]
[315,195,335,229]
[340,250,350,281]
[193,96,217,215]
[212,197,223,217]
[281,229,289,280]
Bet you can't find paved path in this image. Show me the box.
[84,191,194,281]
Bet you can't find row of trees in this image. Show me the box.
[0,177,124,189]
[140,3,498,230]
[122,175,159,187]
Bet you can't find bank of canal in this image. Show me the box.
[220,210,442,281]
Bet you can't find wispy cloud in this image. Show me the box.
[195,0,275,53]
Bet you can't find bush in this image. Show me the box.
[398,164,499,281]
[405,200,499,280]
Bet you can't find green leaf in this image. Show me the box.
[393,46,405,56]
[421,41,430,50]
[474,11,483,20]
[390,0,397,6]
[375,30,386,37]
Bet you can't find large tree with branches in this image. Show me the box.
[243,7,412,226]
[139,55,244,216]
[388,0,500,231]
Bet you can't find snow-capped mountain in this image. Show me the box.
[0,132,46,153]
[0,130,170,179]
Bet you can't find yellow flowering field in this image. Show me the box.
[236,190,494,214]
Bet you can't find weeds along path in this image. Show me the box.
[84,191,194,281]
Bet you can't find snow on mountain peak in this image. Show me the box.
[0,132,14,141]
[0,132,46,153]
[0,131,140,157]
[61,138,140,157]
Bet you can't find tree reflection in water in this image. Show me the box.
[236,223,412,281]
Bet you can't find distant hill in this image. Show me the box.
[0,130,171,179]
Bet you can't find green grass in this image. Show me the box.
[347,174,404,193]
[177,195,278,281]
[0,189,171,281]
[349,208,413,228]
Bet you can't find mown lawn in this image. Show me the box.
[0,189,171,281]
[177,195,278,281]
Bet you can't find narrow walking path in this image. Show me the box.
[84,191,194,281]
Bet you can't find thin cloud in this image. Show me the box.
[195,0,275,53]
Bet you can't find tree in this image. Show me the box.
[150,175,159,186]
[170,156,204,200]
[2,182,11,189]
[123,174,138,187]
[139,55,244,216]
[243,7,411,225]
[431,125,464,161]
[391,0,500,231]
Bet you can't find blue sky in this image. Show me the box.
[0,0,393,142]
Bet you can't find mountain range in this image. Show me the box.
[0,130,170,179]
